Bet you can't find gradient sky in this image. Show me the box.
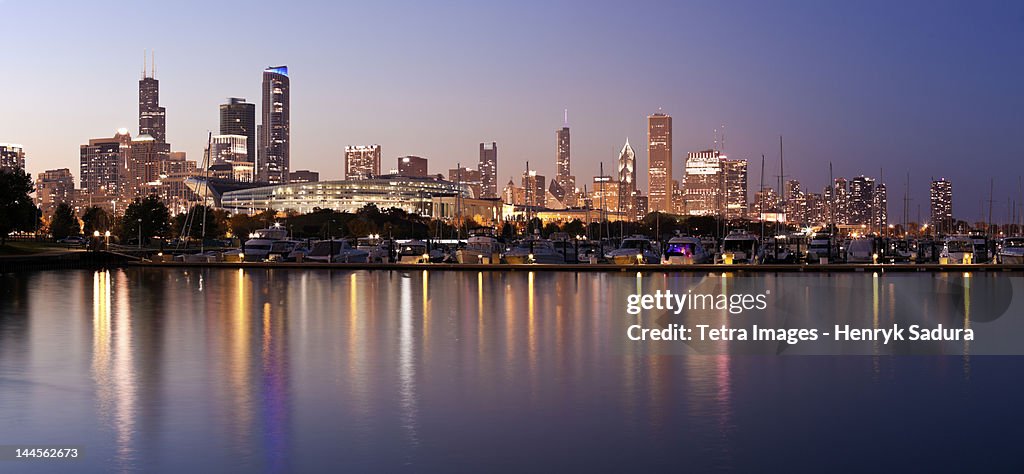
[3,0,1023,222]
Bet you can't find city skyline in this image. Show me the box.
[3,1,1023,222]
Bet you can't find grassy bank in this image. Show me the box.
[0,241,73,256]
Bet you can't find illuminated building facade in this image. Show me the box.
[259,66,290,184]
[345,145,381,180]
[647,113,672,213]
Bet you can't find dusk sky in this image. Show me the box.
[3,0,1023,222]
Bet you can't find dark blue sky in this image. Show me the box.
[3,0,1023,222]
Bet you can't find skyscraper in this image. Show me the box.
[139,62,166,143]
[345,145,381,180]
[397,156,428,177]
[874,183,888,231]
[479,142,497,198]
[617,139,636,215]
[723,158,748,219]
[210,135,248,165]
[555,123,574,196]
[930,178,953,234]
[448,166,483,198]
[683,149,723,216]
[36,168,74,216]
[259,66,290,184]
[848,176,875,226]
[80,130,132,203]
[522,169,546,208]
[0,143,25,171]
[647,113,672,213]
[220,98,256,163]
[832,178,850,225]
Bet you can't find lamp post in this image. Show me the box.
[93,230,100,252]
[104,231,110,250]
[137,218,143,249]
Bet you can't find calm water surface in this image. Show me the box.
[0,268,1022,472]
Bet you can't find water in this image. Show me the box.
[0,268,1022,472]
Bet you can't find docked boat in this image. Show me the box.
[940,235,975,264]
[997,237,1024,264]
[503,238,566,264]
[356,236,388,263]
[305,239,370,263]
[242,226,289,261]
[662,236,712,264]
[970,234,992,263]
[456,230,503,264]
[759,236,796,263]
[886,239,914,263]
[180,250,224,263]
[397,240,430,264]
[428,244,450,263]
[267,240,304,262]
[845,237,877,263]
[718,230,759,264]
[805,232,835,263]
[605,235,660,265]
[576,240,603,263]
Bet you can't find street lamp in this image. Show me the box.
[137,218,143,249]
[104,231,110,250]
[93,230,100,251]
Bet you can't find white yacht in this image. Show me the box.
[305,239,370,263]
[662,236,712,264]
[397,240,430,264]
[605,235,660,265]
[940,235,975,264]
[805,233,834,263]
[267,240,302,262]
[719,230,759,264]
[457,230,503,264]
[503,238,565,264]
[997,237,1024,264]
[356,236,388,263]
[242,226,290,261]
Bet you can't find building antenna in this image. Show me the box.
[759,154,766,240]
[152,50,156,77]
[563,109,568,127]
[988,178,995,235]
[142,49,147,78]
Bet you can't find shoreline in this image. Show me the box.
[130,260,1024,273]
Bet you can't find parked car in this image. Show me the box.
[57,236,87,246]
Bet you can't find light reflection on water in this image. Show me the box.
[0,269,1021,472]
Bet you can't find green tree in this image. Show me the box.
[174,205,223,240]
[120,195,171,245]
[0,169,40,245]
[228,213,262,239]
[49,202,80,239]
[81,206,112,236]
[562,219,586,238]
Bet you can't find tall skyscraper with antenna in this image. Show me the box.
[554,110,574,203]
[139,50,166,143]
